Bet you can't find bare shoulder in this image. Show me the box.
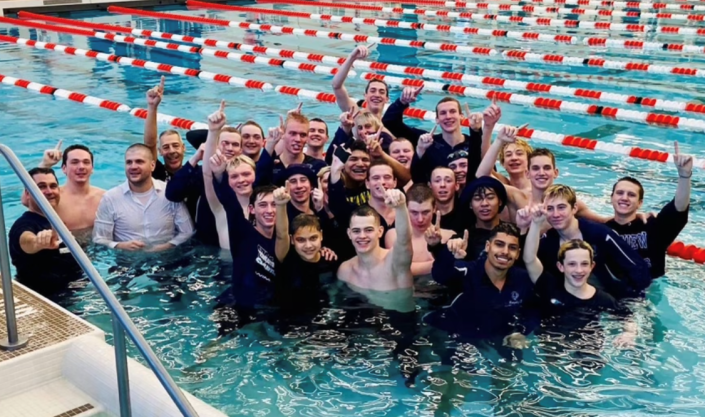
[337,258,355,282]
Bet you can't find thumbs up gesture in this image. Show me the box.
[447,229,469,260]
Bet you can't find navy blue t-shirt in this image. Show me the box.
[214,176,277,307]
[427,246,540,338]
[606,199,688,278]
[9,211,81,298]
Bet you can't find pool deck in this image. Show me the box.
[0,0,231,16]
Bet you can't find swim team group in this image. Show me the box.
[8,45,693,350]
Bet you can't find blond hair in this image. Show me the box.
[544,184,577,207]
[226,154,256,172]
[354,110,381,132]
[558,239,594,263]
[499,138,532,165]
[217,126,241,145]
[317,165,331,179]
[284,112,310,130]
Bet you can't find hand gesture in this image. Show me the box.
[312,179,326,212]
[209,149,229,177]
[483,98,502,128]
[265,116,285,154]
[447,229,469,259]
[207,100,227,132]
[530,204,546,224]
[515,206,532,230]
[146,75,165,107]
[401,85,424,105]
[340,107,359,131]
[497,125,518,144]
[41,139,63,168]
[116,240,146,251]
[192,143,206,162]
[424,211,443,247]
[365,128,384,158]
[35,229,59,251]
[417,124,437,157]
[673,141,693,179]
[350,45,370,61]
[273,187,291,206]
[320,247,338,261]
[384,188,406,208]
[287,102,303,117]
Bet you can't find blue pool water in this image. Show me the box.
[3,1,705,415]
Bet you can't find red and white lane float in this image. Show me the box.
[107,6,705,79]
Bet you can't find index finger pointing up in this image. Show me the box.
[430,124,438,136]
[159,75,165,91]
[674,141,680,155]
[415,84,424,96]
[55,139,63,150]
[219,99,226,113]
[435,210,441,229]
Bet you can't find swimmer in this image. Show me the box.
[239,121,265,162]
[38,141,104,235]
[306,118,329,160]
[337,189,413,291]
[328,140,372,209]
[144,76,186,182]
[388,138,415,191]
[606,141,692,278]
[386,184,454,277]
[428,167,462,234]
[332,45,390,121]
[476,120,533,197]
[535,184,650,298]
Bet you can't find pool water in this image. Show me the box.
[2,1,705,415]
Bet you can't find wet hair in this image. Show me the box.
[354,110,382,134]
[309,118,329,137]
[125,143,154,160]
[292,214,322,233]
[365,78,389,97]
[430,166,456,181]
[349,205,381,227]
[226,155,256,172]
[28,167,58,183]
[284,112,310,130]
[558,239,595,264]
[158,129,182,143]
[544,184,577,208]
[487,223,520,242]
[528,148,556,169]
[61,144,94,167]
[406,183,435,205]
[499,138,532,165]
[217,127,242,144]
[435,96,462,114]
[367,160,394,178]
[239,120,264,137]
[612,176,644,201]
[249,185,277,206]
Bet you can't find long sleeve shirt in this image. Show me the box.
[165,163,219,246]
[93,180,194,249]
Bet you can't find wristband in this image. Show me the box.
[679,172,692,179]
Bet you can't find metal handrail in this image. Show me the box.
[0,145,198,417]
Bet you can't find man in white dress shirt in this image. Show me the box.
[93,144,194,251]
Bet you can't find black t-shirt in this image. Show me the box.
[152,160,172,182]
[535,273,618,315]
[606,199,688,278]
[9,211,81,297]
[274,250,338,310]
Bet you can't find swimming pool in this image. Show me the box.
[2,0,705,415]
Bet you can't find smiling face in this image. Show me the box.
[292,226,323,262]
[558,248,595,290]
[366,164,396,200]
[435,100,462,134]
[308,121,328,149]
[471,188,500,223]
[26,172,60,211]
[227,163,255,197]
[286,174,312,205]
[344,150,371,183]
[364,80,389,114]
[389,140,414,169]
[62,148,93,185]
[448,158,468,189]
[218,131,242,159]
[124,147,155,187]
[430,167,458,204]
[347,215,383,254]
[159,132,185,172]
[250,192,276,229]
[544,196,577,231]
[240,124,264,159]
[611,180,643,218]
[502,143,529,176]
[528,155,558,191]
[485,233,520,271]
[284,120,309,156]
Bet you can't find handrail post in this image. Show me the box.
[0,184,28,351]
[113,316,132,417]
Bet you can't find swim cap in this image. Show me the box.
[275,164,318,187]
[460,176,508,212]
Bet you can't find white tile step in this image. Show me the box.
[0,378,111,417]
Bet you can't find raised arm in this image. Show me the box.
[144,76,165,162]
[479,101,501,158]
[381,86,427,145]
[673,141,693,212]
[385,189,413,277]
[332,46,367,112]
[38,140,63,169]
[366,129,411,185]
[522,205,545,283]
[273,187,291,262]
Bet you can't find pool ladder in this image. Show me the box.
[0,144,199,417]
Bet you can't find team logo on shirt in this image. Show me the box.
[507,291,522,306]
[255,245,275,279]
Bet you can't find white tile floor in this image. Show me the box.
[0,378,104,417]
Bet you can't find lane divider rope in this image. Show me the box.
[21,11,705,116]
[107,6,705,79]
[335,0,705,11]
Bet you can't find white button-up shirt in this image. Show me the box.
[93,180,194,249]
